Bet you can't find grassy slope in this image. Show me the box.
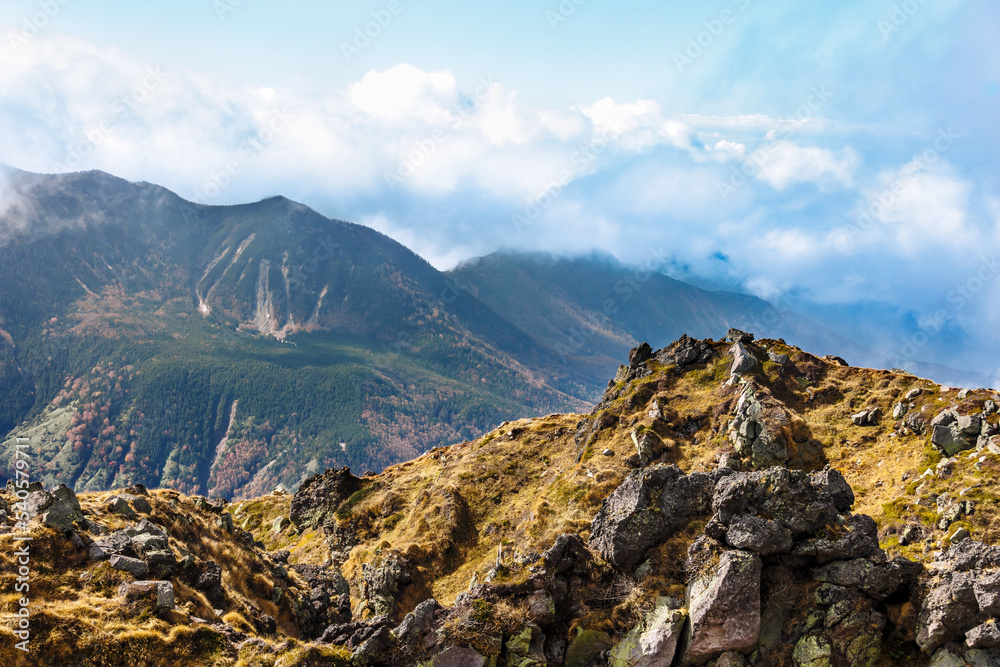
[8,337,1000,665]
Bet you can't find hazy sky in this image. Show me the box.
[1,0,998,376]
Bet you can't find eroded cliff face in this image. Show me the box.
[8,331,1000,666]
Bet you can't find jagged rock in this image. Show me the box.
[929,647,968,667]
[932,424,975,457]
[768,351,789,365]
[94,530,136,559]
[109,555,149,578]
[851,407,881,427]
[359,554,411,620]
[655,335,715,368]
[967,622,1000,649]
[730,342,759,376]
[900,524,923,547]
[892,402,909,420]
[217,513,234,532]
[812,557,920,601]
[27,488,53,516]
[506,624,546,667]
[906,388,923,400]
[291,563,352,637]
[631,430,664,466]
[121,493,153,514]
[724,514,793,556]
[958,415,983,436]
[730,387,788,468]
[727,329,754,344]
[792,634,832,666]
[932,410,958,427]
[525,590,556,628]
[432,647,488,667]
[132,532,169,556]
[145,550,178,578]
[610,596,686,667]
[685,550,762,664]
[289,466,363,530]
[394,598,440,647]
[32,485,84,532]
[986,400,998,415]
[629,342,653,368]
[589,465,715,571]
[811,467,855,513]
[105,496,137,519]
[916,541,1000,652]
[351,626,393,666]
[709,468,843,552]
[542,533,592,575]
[118,580,174,612]
[792,514,879,564]
[904,412,928,435]
[195,561,224,606]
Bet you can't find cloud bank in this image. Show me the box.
[0,30,997,374]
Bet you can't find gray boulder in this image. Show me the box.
[685,550,762,664]
[851,407,881,426]
[29,485,83,532]
[610,597,686,667]
[359,554,412,620]
[589,465,715,571]
[394,598,440,647]
[105,496,137,519]
[709,468,841,549]
[655,335,715,369]
[118,580,174,612]
[932,424,975,456]
[730,388,788,468]
[110,555,150,578]
[730,342,759,376]
[916,541,1000,652]
[967,622,1000,649]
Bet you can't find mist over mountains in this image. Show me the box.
[0,166,993,496]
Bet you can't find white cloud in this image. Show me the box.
[753,141,860,190]
[859,158,972,254]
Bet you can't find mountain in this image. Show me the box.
[1,167,985,500]
[0,167,588,498]
[447,251,874,394]
[7,332,1000,666]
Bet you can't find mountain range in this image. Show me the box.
[0,166,991,497]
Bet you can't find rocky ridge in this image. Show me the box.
[4,331,1000,666]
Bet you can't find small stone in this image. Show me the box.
[272,516,288,533]
[109,555,150,578]
[950,528,970,543]
[906,388,923,400]
[118,580,174,612]
[602,449,615,457]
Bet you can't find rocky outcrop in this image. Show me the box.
[609,597,686,667]
[358,554,413,621]
[729,385,788,468]
[655,335,715,369]
[289,466,363,530]
[290,563,352,638]
[589,465,716,571]
[685,549,762,664]
[916,540,1000,653]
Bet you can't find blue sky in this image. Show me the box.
[0,0,998,379]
